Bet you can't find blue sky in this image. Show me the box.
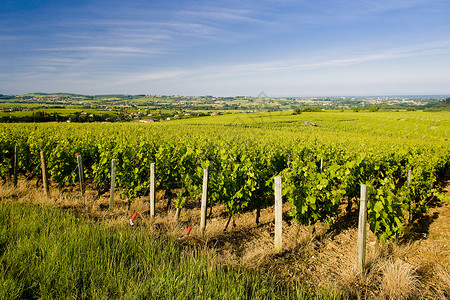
[1,0,449,96]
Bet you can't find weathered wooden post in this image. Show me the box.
[274,176,283,253]
[40,151,49,197]
[174,207,181,221]
[13,145,18,187]
[110,159,116,210]
[76,153,85,204]
[150,163,155,217]
[356,184,368,273]
[320,157,323,173]
[200,168,208,235]
[406,169,412,223]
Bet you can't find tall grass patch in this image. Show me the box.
[0,202,337,299]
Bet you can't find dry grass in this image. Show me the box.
[379,259,420,299]
[2,177,450,300]
[434,264,450,297]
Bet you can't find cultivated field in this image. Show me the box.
[1,110,449,299]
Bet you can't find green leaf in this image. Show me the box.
[373,201,383,213]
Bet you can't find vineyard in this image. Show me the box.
[2,110,449,244]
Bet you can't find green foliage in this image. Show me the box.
[293,108,302,115]
[302,106,322,112]
[0,110,448,243]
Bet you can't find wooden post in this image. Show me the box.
[40,151,49,197]
[150,163,155,217]
[110,159,116,210]
[13,145,18,187]
[76,153,85,204]
[174,207,181,222]
[356,184,368,273]
[274,176,283,253]
[320,157,323,173]
[406,169,412,223]
[200,168,208,235]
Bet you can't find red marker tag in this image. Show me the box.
[76,153,81,156]
[186,226,192,236]
[130,212,138,226]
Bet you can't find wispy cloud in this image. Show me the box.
[1,0,449,95]
[120,70,190,83]
[54,39,448,92]
[0,34,22,41]
[165,40,450,81]
[37,46,162,55]
[177,7,264,24]
[290,0,441,23]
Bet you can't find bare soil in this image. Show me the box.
[1,177,449,299]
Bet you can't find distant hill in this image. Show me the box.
[26,92,86,97]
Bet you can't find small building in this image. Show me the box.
[140,119,155,123]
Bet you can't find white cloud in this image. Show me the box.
[215,40,450,74]
[37,46,162,55]
[177,7,263,24]
[120,70,189,83]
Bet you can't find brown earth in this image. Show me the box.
[1,177,449,299]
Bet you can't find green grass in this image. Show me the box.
[0,202,343,300]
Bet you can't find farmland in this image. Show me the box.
[1,109,449,299]
[1,93,448,123]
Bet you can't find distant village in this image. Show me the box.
[0,93,448,123]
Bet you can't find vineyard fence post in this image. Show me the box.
[406,169,412,223]
[174,207,181,222]
[40,151,49,197]
[274,176,282,253]
[76,153,85,205]
[320,157,323,173]
[356,183,368,274]
[13,145,18,187]
[110,159,116,210]
[150,162,155,217]
[200,168,208,235]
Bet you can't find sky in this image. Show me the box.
[1,0,450,97]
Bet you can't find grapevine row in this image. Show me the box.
[1,123,449,242]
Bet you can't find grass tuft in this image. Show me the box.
[380,259,419,300]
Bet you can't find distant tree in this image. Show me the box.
[292,108,302,115]
[369,106,379,112]
[406,107,416,111]
[353,107,360,112]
